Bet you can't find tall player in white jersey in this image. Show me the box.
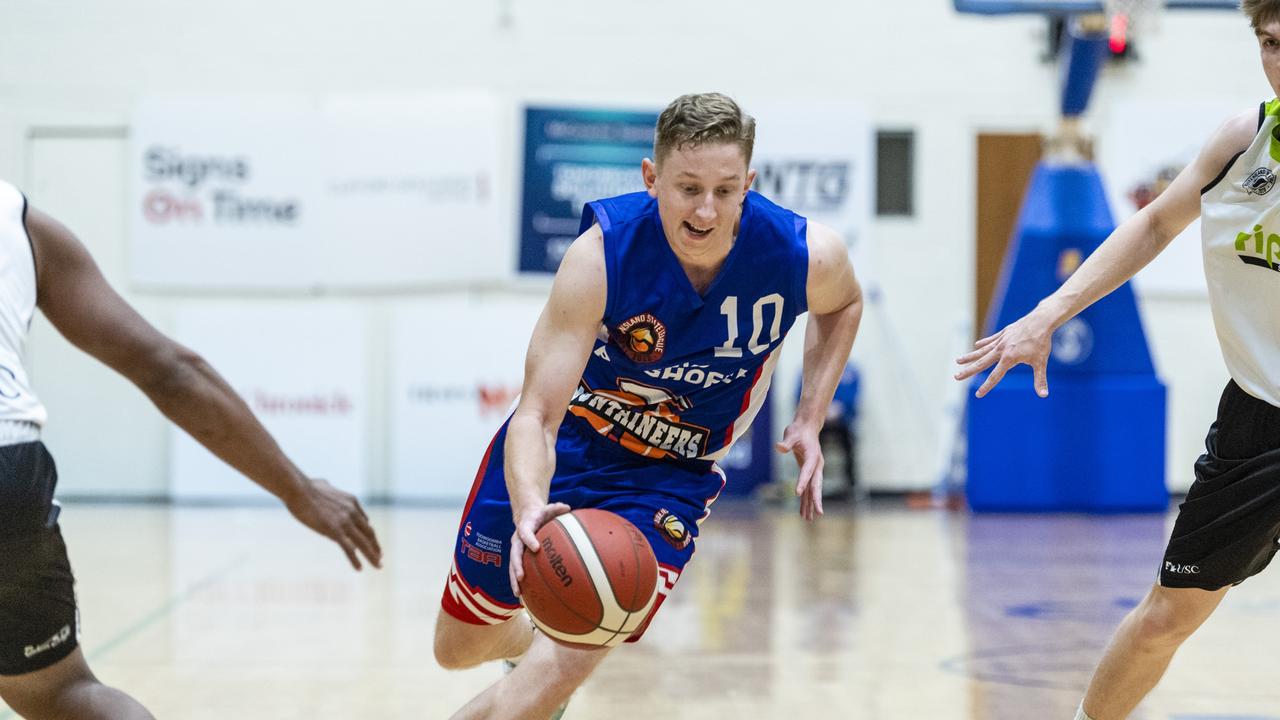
[957,3,1280,718]
[0,181,382,719]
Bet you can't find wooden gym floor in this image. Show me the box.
[3,501,1278,720]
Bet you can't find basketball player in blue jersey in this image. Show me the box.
[433,92,864,719]
[958,4,1280,718]
[0,182,382,719]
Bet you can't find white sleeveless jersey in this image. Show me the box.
[1201,100,1280,407]
[0,180,46,436]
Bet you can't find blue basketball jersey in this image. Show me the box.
[571,190,809,465]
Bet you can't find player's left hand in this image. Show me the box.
[777,423,824,521]
[285,477,382,571]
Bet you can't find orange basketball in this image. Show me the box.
[519,509,659,648]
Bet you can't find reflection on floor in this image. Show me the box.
[2,500,1278,719]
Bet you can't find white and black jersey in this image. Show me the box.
[1160,106,1280,592]
[0,180,44,443]
[1201,100,1280,408]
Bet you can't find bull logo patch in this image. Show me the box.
[653,509,691,550]
[612,313,667,364]
[1244,167,1276,196]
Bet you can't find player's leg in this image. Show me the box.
[0,648,154,720]
[433,609,533,670]
[1079,379,1280,719]
[1078,584,1228,720]
[449,630,609,720]
[434,423,532,669]
[445,480,708,720]
[590,464,718,644]
[0,482,153,720]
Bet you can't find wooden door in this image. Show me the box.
[975,133,1042,337]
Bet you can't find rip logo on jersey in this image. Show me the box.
[653,509,691,550]
[611,313,667,364]
[1234,224,1280,271]
[569,378,710,460]
[1244,167,1277,196]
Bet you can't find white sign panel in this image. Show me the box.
[750,102,872,252]
[1098,97,1255,297]
[390,297,542,500]
[131,93,504,290]
[170,303,367,501]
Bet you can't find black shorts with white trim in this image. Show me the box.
[1161,380,1280,590]
[0,441,79,675]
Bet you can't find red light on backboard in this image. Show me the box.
[1109,13,1129,53]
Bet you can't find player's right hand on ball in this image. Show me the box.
[285,477,382,572]
[509,501,571,597]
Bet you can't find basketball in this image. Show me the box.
[519,509,659,648]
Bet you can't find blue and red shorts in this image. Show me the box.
[441,416,725,642]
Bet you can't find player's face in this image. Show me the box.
[642,143,755,266]
[1257,22,1280,95]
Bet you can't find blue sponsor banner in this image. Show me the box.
[519,106,658,273]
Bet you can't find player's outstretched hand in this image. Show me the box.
[285,478,382,571]
[777,423,824,521]
[954,310,1055,399]
[509,501,572,597]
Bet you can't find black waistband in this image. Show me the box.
[0,441,58,538]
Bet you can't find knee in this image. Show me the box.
[2,677,92,720]
[433,617,498,671]
[433,629,474,671]
[1129,598,1203,649]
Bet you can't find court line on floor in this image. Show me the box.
[0,552,250,720]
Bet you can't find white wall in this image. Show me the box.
[0,1,1266,495]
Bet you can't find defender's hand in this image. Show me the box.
[954,312,1054,398]
[508,501,572,598]
[777,423,824,521]
[285,478,382,571]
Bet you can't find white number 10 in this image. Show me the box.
[715,294,784,358]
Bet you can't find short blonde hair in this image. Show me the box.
[653,93,756,168]
[1242,0,1280,29]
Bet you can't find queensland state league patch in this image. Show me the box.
[612,313,666,364]
[1244,167,1277,196]
[654,509,691,550]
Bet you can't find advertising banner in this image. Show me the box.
[389,297,542,500]
[518,106,658,273]
[518,102,871,274]
[750,102,871,251]
[131,93,503,289]
[170,303,367,500]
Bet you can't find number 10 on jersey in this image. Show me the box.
[715,294,784,358]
